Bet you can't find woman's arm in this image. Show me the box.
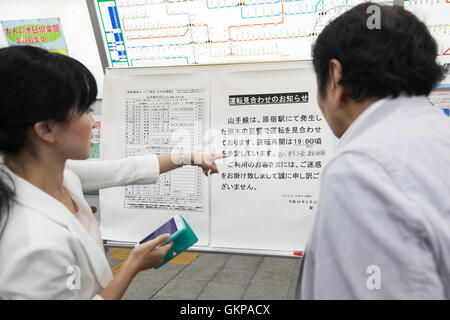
[67,153,227,193]
[66,154,160,193]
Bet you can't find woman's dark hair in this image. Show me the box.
[312,3,446,101]
[0,45,97,231]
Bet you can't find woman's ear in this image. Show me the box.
[33,121,57,144]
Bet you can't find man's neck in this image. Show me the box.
[337,97,381,138]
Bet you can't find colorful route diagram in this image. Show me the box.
[404,0,450,86]
[96,0,393,67]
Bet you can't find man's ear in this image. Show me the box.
[33,121,57,144]
[328,59,348,107]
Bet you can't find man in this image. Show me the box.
[296,3,448,299]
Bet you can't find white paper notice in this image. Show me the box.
[100,72,210,244]
[210,66,334,252]
[429,90,450,116]
[124,88,206,211]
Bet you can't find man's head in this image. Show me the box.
[312,3,445,138]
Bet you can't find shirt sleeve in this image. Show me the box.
[66,155,160,193]
[299,151,441,299]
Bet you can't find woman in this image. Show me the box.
[0,46,224,299]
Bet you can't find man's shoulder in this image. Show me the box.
[339,99,449,164]
[323,150,384,182]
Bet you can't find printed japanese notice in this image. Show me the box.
[210,66,334,251]
[100,71,211,244]
[124,88,206,211]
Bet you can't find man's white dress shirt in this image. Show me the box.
[296,95,450,299]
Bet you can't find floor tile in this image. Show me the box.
[223,255,263,271]
[197,281,248,300]
[123,264,186,300]
[151,279,209,300]
[212,268,256,285]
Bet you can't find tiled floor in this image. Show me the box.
[107,250,301,300]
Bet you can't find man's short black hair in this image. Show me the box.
[312,3,446,101]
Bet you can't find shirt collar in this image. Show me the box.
[336,98,387,151]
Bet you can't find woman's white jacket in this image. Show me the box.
[0,155,160,299]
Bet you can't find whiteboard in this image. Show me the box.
[100,61,335,256]
[0,0,105,97]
